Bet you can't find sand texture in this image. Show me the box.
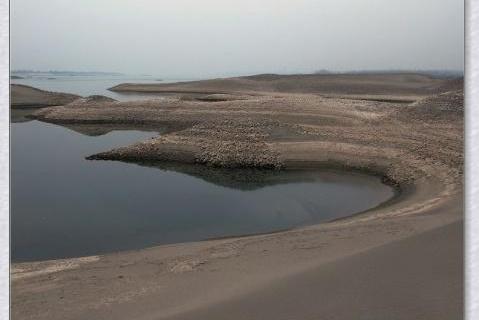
[12,73,463,320]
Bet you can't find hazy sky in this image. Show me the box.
[11,0,464,78]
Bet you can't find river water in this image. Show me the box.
[11,74,196,101]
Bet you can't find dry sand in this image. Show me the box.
[12,73,463,320]
[10,84,80,108]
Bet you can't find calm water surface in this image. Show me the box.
[11,74,196,101]
[12,120,395,261]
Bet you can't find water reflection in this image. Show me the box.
[131,161,383,191]
[11,108,39,123]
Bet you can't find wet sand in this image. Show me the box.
[11,73,463,320]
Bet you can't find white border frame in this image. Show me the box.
[0,0,8,318]
[0,0,475,319]
[466,0,477,319]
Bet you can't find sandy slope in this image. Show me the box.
[12,74,464,320]
[165,220,462,320]
[10,84,80,107]
[110,73,460,97]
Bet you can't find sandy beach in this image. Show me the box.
[11,73,463,320]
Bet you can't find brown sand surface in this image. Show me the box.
[10,84,80,107]
[12,74,464,320]
[165,220,463,320]
[110,73,461,98]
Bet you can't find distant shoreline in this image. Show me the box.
[11,70,125,76]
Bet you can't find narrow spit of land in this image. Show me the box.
[12,73,463,320]
[10,84,80,107]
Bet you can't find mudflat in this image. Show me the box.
[12,73,463,320]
